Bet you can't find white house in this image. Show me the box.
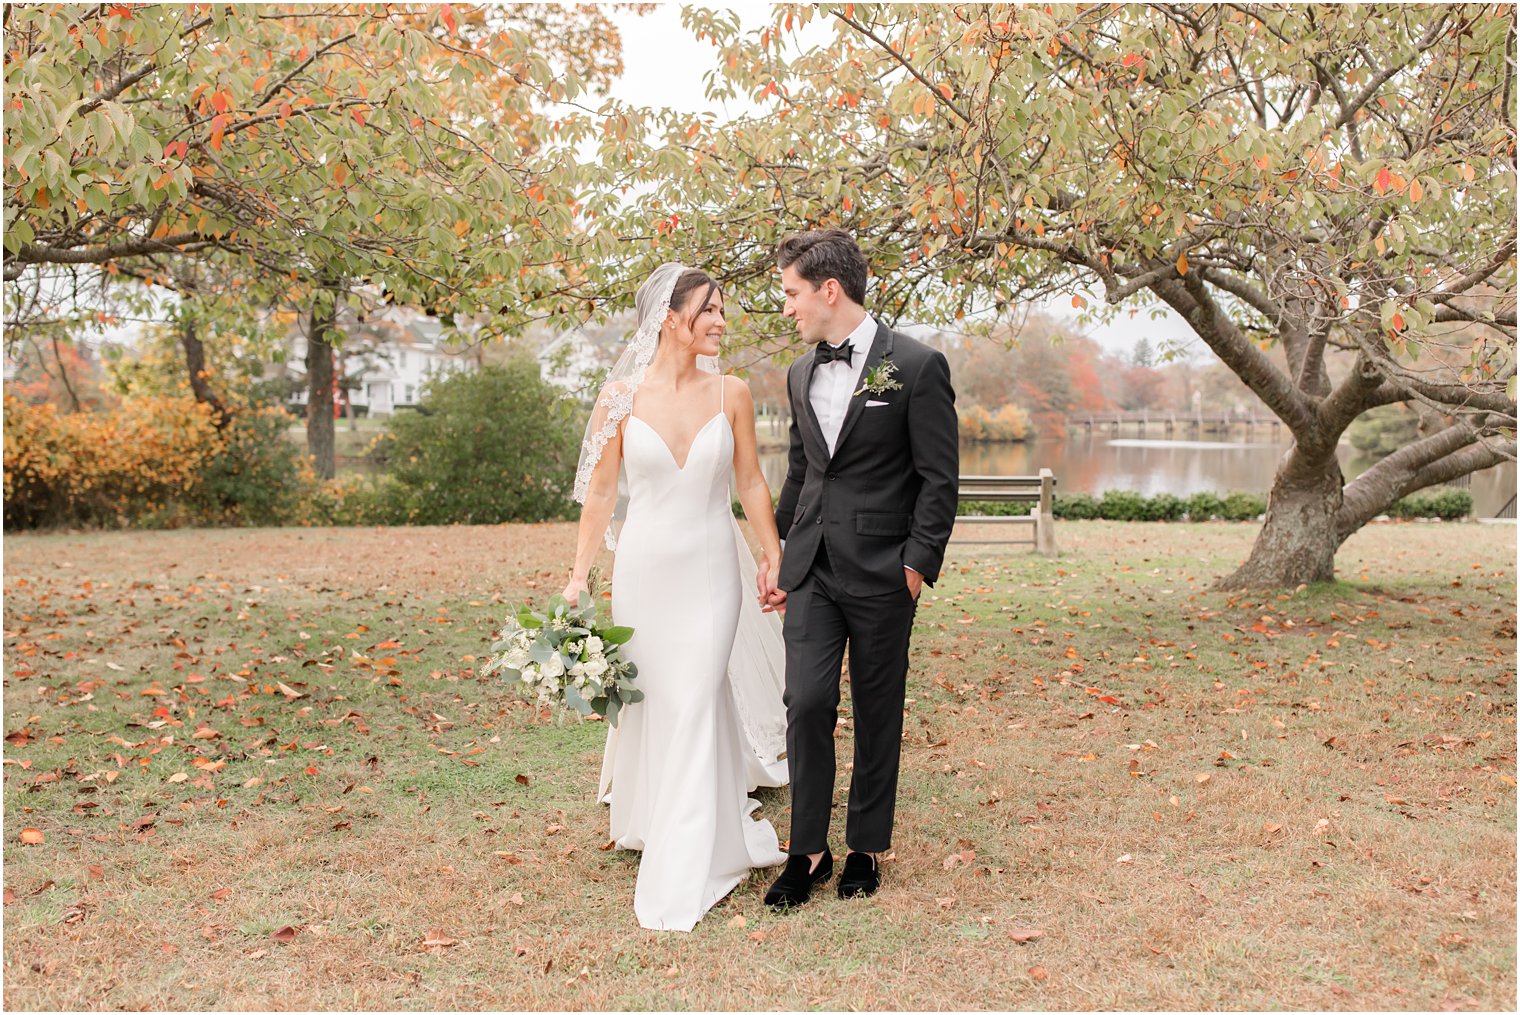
[281,306,478,416]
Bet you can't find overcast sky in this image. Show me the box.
[609,3,1202,361]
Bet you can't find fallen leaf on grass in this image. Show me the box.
[209,888,232,901]
[507,892,525,906]
[935,896,956,909]
[1029,965,1050,982]
[1008,928,1043,943]
[2,888,14,905]
[1116,853,1134,864]
[515,774,530,786]
[747,930,767,942]
[19,828,44,845]
[276,682,306,700]
[1195,773,1211,784]
[421,931,458,950]
[247,948,269,960]
[727,915,747,929]
[271,925,298,943]
[166,773,188,784]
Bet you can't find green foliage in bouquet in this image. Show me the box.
[482,594,642,727]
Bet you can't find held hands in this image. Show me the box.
[757,558,787,614]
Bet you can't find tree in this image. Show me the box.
[648,3,1515,587]
[4,4,640,475]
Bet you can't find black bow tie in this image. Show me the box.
[815,342,853,366]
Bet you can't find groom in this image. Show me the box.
[763,230,958,907]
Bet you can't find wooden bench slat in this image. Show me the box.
[953,468,1057,554]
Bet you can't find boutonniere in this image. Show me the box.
[854,357,902,398]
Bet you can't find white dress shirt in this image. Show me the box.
[802,315,920,579]
[808,314,877,456]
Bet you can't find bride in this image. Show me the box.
[562,263,790,932]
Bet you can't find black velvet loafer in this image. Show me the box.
[837,851,880,898]
[764,850,833,909]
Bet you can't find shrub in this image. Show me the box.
[1097,489,1148,521]
[1053,492,1100,519]
[1389,487,1472,520]
[1185,491,1226,521]
[956,499,1032,517]
[379,361,584,524]
[1142,492,1187,521]
[3,394,318,529]
[188,406,319,525]
[1221,491,1268,521]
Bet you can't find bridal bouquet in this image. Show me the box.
[481,594,642,726]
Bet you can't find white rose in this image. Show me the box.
[504,647,530,670]
[520,663,538,684]
[541,654,565,679]
[585,657,609,678]
[585,636,603,655]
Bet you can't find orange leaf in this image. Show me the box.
[19,828,44,845]
[1176,252,1188,275]
[1408,178,1423,203]
[441,4,456,33]
[1374,166,1391,195]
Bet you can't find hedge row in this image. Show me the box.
[957,488,1472,522]
[3,394,317,529]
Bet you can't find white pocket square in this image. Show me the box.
[865,399,889,407]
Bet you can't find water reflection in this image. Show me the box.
[759,433,1517,518]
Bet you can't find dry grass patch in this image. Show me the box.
[4,520,1514,1010]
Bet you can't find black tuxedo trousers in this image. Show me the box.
[781,541,918,854]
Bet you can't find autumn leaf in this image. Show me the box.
[19,828,44,845]
[271,925,298,943]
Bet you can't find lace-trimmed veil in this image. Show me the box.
[580,264,789,794]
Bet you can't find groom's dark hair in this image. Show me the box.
[776,230,867,306]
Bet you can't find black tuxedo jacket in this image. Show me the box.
[774,321,959,597]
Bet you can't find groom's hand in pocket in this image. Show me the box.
[904,566,923,601]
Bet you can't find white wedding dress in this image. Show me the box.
[597,393,789,932]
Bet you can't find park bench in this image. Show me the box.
[954,470,1057,554]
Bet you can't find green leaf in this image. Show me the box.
[600,625,634,645]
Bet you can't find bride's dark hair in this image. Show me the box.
[669,269,720,327]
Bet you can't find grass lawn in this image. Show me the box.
[3,520,1514,1010]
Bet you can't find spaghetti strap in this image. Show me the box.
[718,373,725,414]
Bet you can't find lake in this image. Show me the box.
[758,435,1518,518]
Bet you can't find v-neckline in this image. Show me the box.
[629,412,726,471]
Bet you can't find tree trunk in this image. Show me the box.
[1217,444,1345,589]
[306,296,337,480]
[179,313,229,429]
